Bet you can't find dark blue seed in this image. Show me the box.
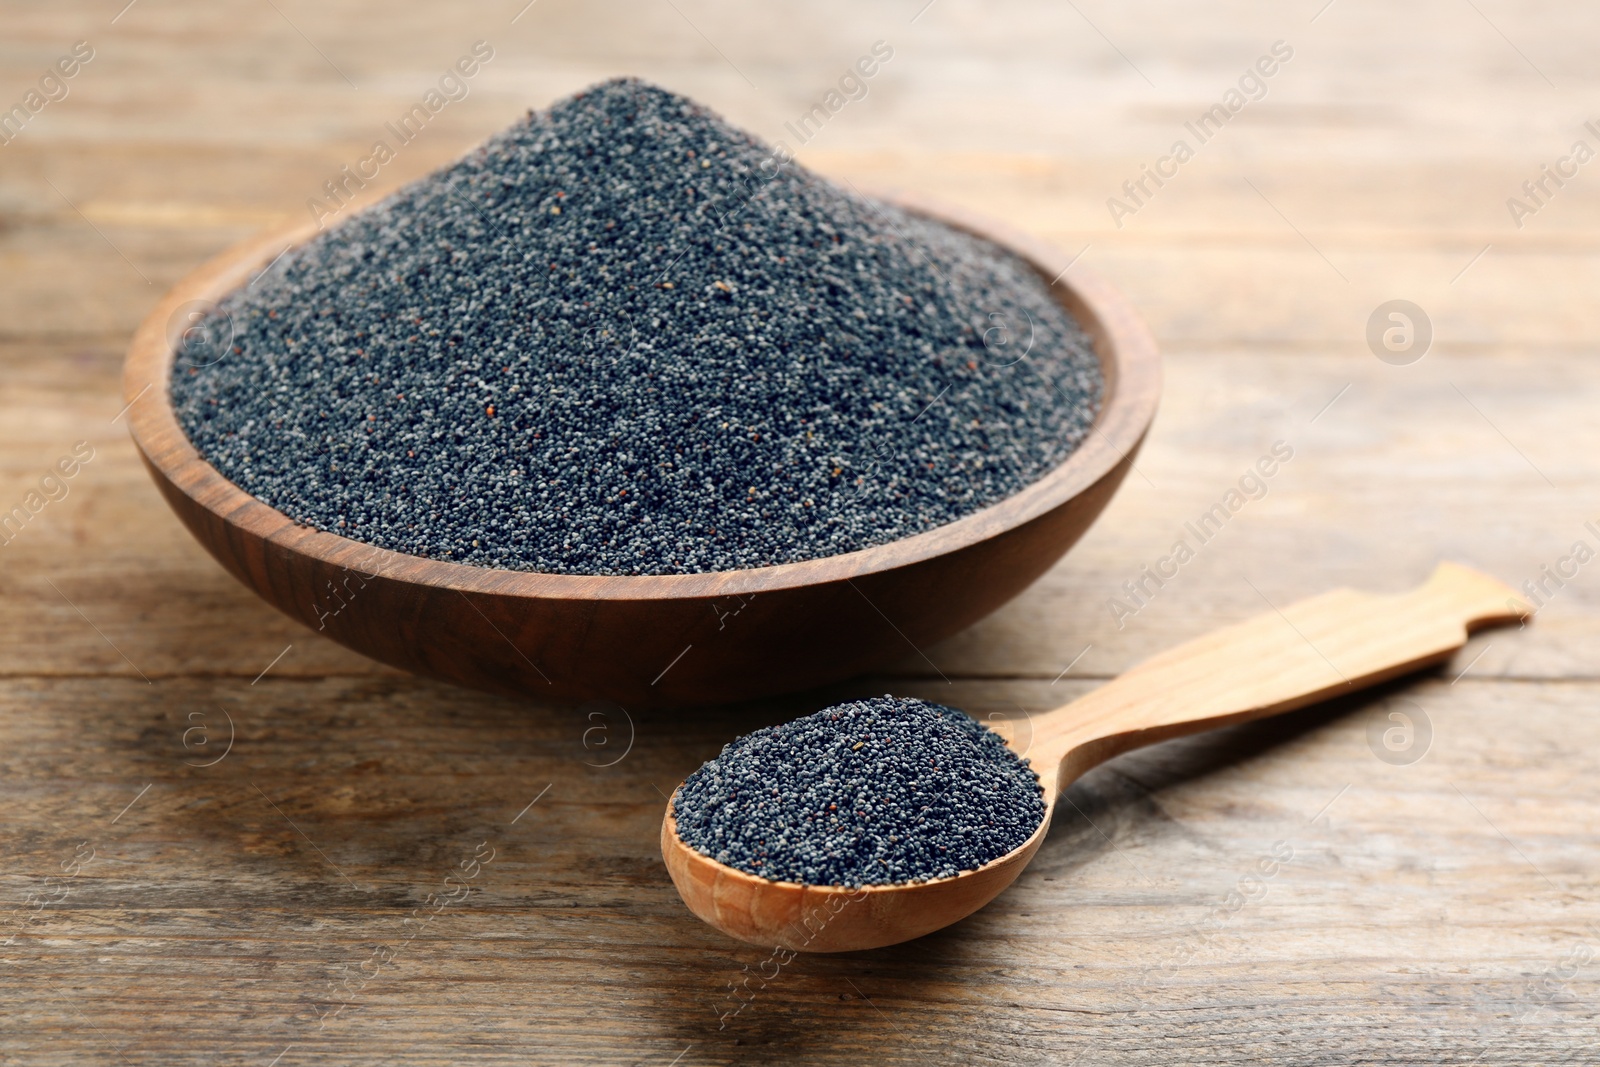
[172,78,1101,576]
[673,696,1045,887]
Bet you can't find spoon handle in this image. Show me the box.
[1036,562,1524,788]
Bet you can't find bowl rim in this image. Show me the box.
[123,187,1160,602]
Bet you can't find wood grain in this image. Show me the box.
[5,672,1600,1066]
[3,0,1599,1062]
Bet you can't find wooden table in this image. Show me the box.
[3,1,1596,1063]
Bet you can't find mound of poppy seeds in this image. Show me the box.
[672,696,1045,886]
[172,78,1102,576]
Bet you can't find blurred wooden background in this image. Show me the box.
[3,1,1598,1063]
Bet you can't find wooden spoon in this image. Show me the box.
[661,562,1525,952]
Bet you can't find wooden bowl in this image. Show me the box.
[122,190,1160,708]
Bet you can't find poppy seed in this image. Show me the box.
[171,78,1102,576]
[672,695,1045,887]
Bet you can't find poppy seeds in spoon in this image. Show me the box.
[171,78,1102,576]
[672,696,1045,886]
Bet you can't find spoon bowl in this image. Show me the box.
[662,563,1526,951]
[661,778,1051,953]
